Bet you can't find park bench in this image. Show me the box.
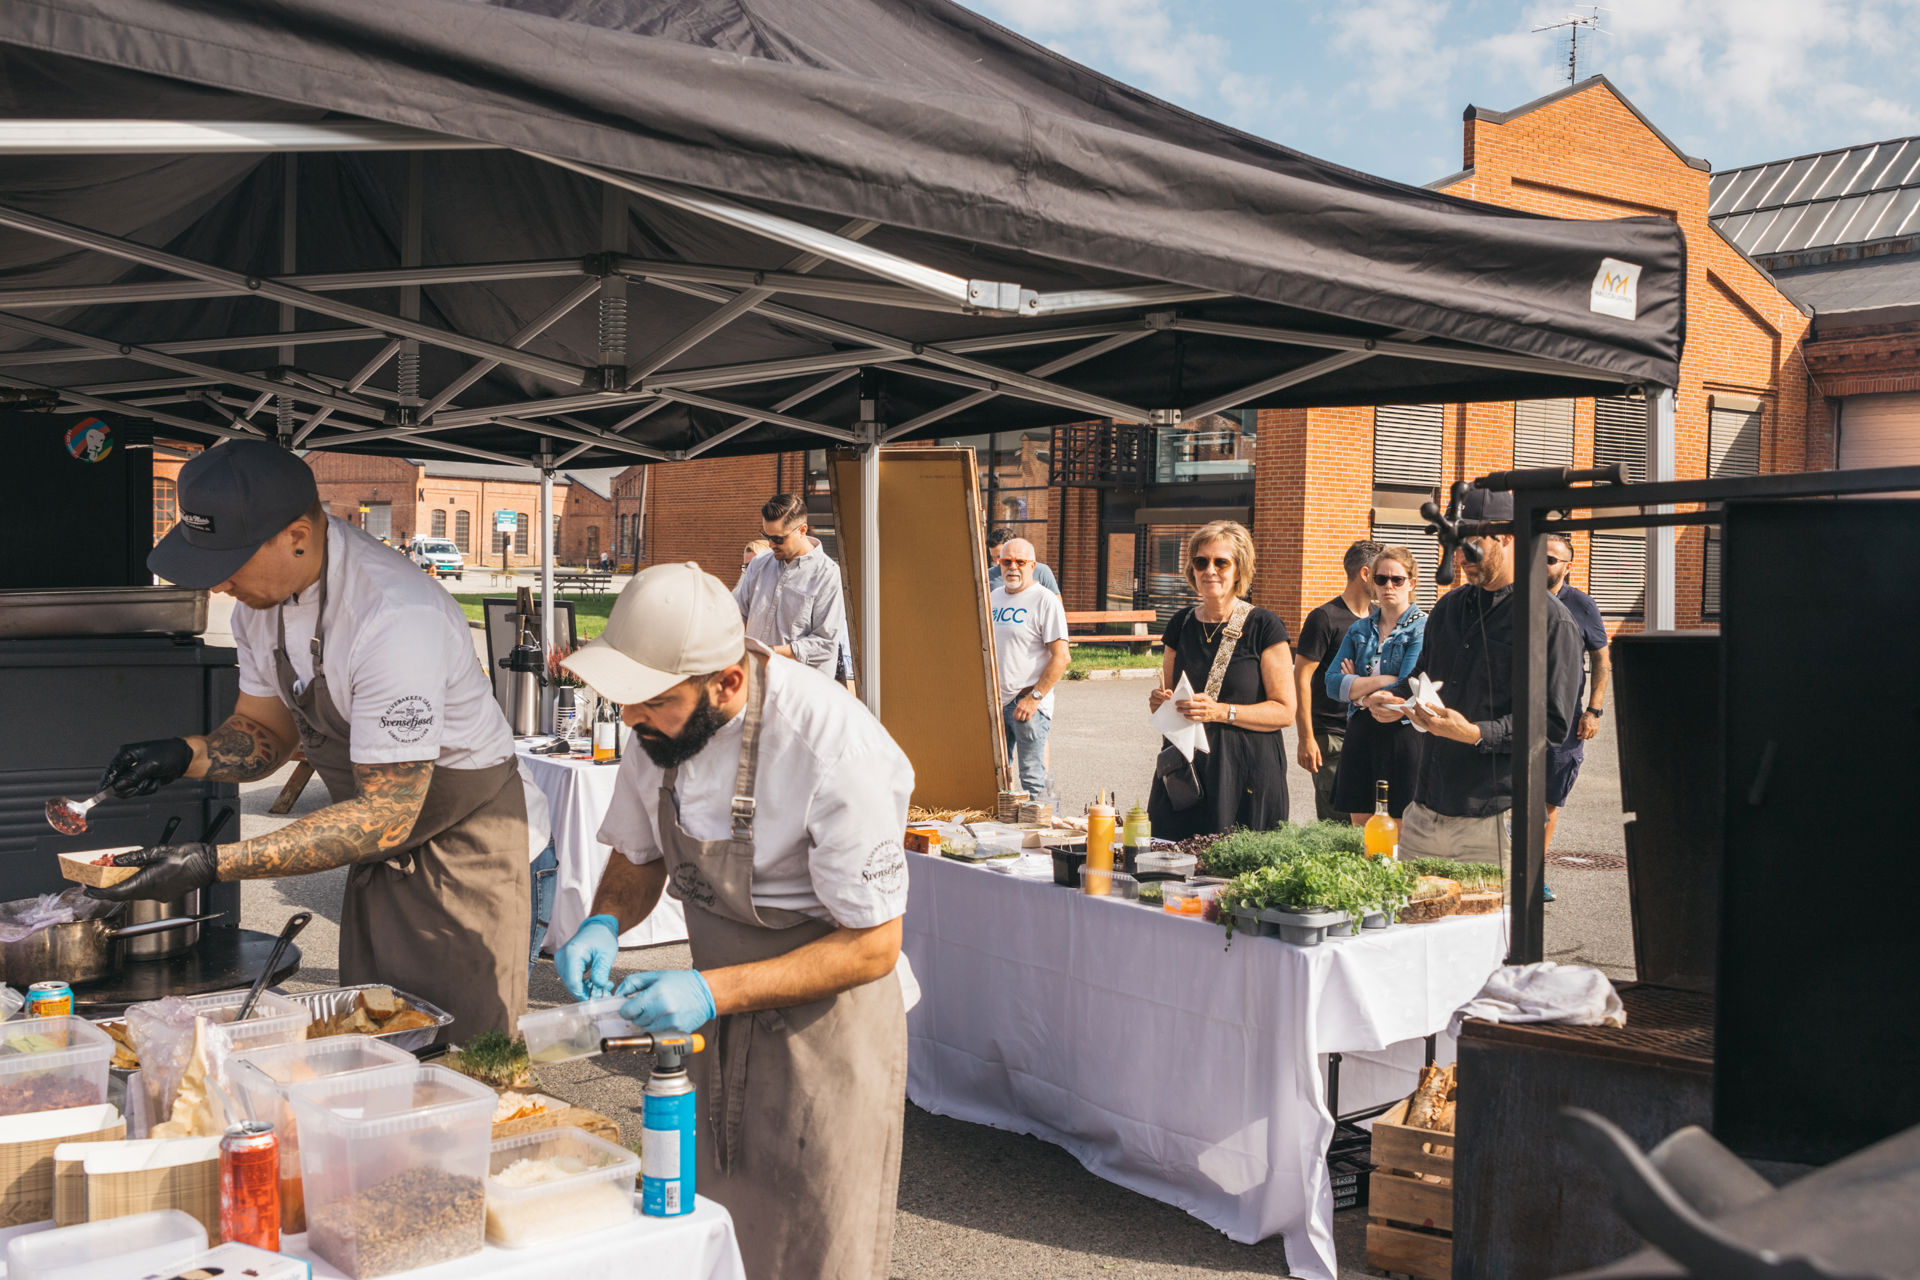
[1063,609,1160,653]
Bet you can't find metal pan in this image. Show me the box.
[0,909,225,986]
[282,984,455,1053]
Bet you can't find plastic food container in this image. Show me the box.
[485,1125,638,1248]
[1078,866,1140,899]
[517,996,635,1067]
[1161,881,1224,917]
[182,988,312,1058]
[6,1208,206,1280]
[0,1016,113,1116]
[1229,906,1351,946]
[1131,851,1199,881]
[1050,848,1087,887]
[230,1034,418,1235]
[289,1064,495,1278]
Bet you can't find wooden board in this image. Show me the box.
[1370,1169,1452,1231]
[1366,1221,1452,1280]
[494,1104,623,1146]
[830,447,1004,811]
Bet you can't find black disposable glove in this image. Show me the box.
[85,842,220,903]
[98,738,195,798]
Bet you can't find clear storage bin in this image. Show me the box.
[180,988,311,1057]
[1161,881,1224,918]
[485,1126,638,1248]
[1078,866,1140,899]
[516,996,634,1066]
[6,1208,205,1280]
[289,1064,495,1278]
[229,1034,418,1236]
[0,1016,113,1116]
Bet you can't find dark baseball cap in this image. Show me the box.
[1459,486,1514,522]
[149,440,319,588]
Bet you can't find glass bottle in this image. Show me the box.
[593,699,621,762]
[1364,780,1398,860]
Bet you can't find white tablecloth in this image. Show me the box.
[0,1197,743,1280]
[902,853,1505,1280]
[517,745,688,950]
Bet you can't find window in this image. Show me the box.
[1708,398,1762,478]
[1513,400,1576,470]
[1154,411,1256,483]
[1367,520,1442,608]
[1703,527,1724,619]
[153,477,177,546]
[430,509,446,538]
[1594,394,1648,482]
[1372,404,1444,489]
[805,449,831,495]
[361,501,392,541]
[586,527,600,561]
[513,512,528,557]
[1589,533,1647,618]
[947,430,1053,568]
[454,509,471,552]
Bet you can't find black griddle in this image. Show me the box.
[71,925,302,1015]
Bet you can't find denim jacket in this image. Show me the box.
[1325,605,1427,720]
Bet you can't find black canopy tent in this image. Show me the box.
[0,0,1686,707]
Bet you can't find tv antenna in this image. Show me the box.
[1533,6,1607,85]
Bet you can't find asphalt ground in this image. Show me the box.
[230,661,1631,1278]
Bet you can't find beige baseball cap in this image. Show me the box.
[560,563,746,704]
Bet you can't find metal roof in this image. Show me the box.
[1710,136,1920,257]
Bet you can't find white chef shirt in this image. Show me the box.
[596,648,913,928]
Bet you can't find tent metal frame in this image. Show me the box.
[0,116,1667,710]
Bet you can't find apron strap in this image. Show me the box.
[729,655,769,841]
[275,526,333,680]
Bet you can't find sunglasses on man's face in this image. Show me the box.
[1546,555,1569,566]
[765,528,802,545]
[1373,573,1408,587]
[998,556,1034,568]
[1191,555,1234,572]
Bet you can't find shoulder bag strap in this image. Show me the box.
[1202,599,1254,700]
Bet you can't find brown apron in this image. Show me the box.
[657,651,906,1280]
[272,547,530,1038]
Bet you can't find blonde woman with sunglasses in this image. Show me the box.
[1145,521,1296,839]
[1324,547,1428,824]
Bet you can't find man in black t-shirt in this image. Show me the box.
[1292,539,1382,821]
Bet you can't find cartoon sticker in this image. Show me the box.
[64,418,113,462]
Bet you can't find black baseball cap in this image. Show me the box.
[1459,486,1514,522]
[149,440,319,589]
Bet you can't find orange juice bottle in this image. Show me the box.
[1363,781,1398,860]
[1085,794,1116,894]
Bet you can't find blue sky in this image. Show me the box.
[965,1,1920,184]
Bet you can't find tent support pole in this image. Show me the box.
[1644,388,1677,630]
[859,415,882,718]
[539,448,556,662]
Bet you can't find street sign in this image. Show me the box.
[495,509,518,533]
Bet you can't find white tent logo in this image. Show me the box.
[1590,258,1642,320]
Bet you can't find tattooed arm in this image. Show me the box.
[183,693,301,783]
[217,759,434,880]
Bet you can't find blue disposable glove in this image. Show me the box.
[615,969,717,1036]
[555,914,621,1002]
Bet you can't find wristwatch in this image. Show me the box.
[1585,706,1605,718]
[1227,705,1237,724]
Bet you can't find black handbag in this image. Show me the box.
[1153,601,1250,813]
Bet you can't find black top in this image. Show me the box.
[1409,583,1582,819]
[1294,594,1362,741]
[1161,605,1290,703]
[1553,583,1609,709]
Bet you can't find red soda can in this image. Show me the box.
[220,1121,280,1251]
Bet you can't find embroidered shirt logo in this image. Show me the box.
[1589,258,1642,320]
[378,695,435,743]
[861,840,907,895]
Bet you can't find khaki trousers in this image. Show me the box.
[1400,801,1509,863]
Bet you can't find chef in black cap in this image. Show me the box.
[1359,485,1583,864]
[90,439,534,1036]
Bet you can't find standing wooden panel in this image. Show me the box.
[831,447,1004,811]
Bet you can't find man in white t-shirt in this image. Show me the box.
[551,563,913,1280]
[87,440,544,1037]
[989,537,1069,798]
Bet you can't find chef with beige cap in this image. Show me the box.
[552,562,913,1280]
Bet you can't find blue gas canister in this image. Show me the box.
[639,1033,703,1217]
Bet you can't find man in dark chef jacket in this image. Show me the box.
[88,440,535,1036]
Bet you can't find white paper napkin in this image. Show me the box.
[1392,672,1447,732]
[1150,672,1211,761]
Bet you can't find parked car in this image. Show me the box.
[408,536,465,580]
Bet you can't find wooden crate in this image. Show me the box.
[1366,1097,1455,1280]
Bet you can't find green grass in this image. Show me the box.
[1065,645,1164,679]
[451,593,618,641]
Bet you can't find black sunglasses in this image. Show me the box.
[1546,554,1570,566]
[1190,555,1234,572]
[1373,573,1408,587]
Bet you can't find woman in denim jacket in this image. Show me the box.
[1325,546,1428,823]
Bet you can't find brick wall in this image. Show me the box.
[556,484,612,566]
[306,454,423,545]
[610,466,645,571]
[641,453,787,582]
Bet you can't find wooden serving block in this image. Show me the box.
[489,1092,624,1146]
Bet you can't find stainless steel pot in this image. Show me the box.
[123,890,203,962]
[0,910,223,986]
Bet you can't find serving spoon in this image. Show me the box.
[44,786,113,835]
